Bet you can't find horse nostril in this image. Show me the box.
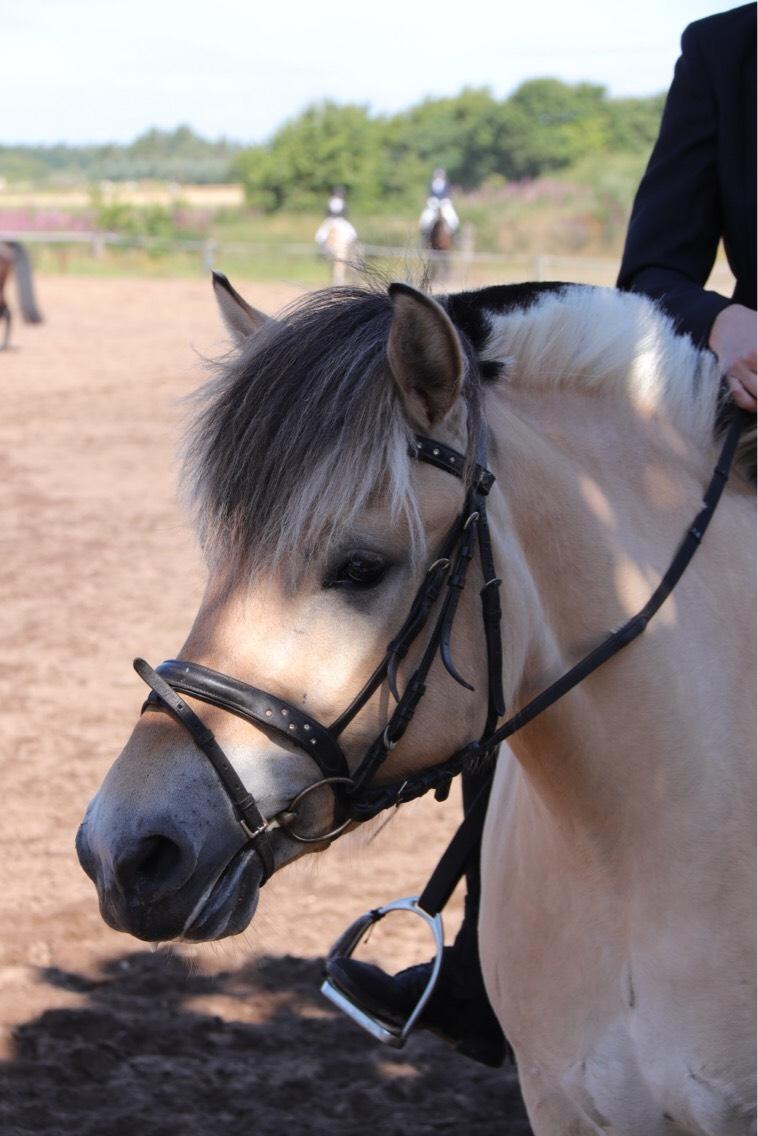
[114,835,190,899]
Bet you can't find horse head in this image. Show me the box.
[77,277,492,942]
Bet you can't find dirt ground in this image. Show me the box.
[0,276,531,1134]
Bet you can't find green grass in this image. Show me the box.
[30,237,334,285]
[14,153,650,282]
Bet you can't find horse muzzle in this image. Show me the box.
[75,814,267,942]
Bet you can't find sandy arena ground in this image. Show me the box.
[0,276,531,1134]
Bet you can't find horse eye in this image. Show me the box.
[326,550,389,589]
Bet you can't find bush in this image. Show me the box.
[236,82,664,214]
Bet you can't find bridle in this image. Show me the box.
[135,404,750,889]
[135,427,504,884]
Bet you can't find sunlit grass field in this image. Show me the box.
[0,154,733,294]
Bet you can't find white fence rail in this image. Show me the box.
[0,229,736,293]
[0,228,623,285]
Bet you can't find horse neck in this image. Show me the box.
[486,383,753,841]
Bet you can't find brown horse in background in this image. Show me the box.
[422,206,455,283]
[0,241,43,349]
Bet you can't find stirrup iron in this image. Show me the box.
[320,896,444,1048]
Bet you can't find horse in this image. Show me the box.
[77,273,756,1135]
[0,240,43,349]
[421,204,455,284]
[314,215,359,284]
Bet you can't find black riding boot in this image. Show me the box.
[325,768,512,1068]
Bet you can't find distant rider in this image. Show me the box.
[419,168,460,238]
[315,188,358,284]
[315,187,357,253]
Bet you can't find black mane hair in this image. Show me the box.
[184,285,483,584]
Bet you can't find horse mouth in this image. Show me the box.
[90,841,265,944]
[180,844,263,942]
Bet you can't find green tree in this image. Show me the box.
[386,87,506,191]
[237,102,389,212]
[605,94,666,152]
[0,83,667,200]
[496,79,610,179]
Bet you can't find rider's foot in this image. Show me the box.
[325,948,512,1068]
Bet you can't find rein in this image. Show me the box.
[134,407,750,892]
[413,405,752,921]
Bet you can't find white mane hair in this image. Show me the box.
[480,285,744,457]
[185,285,753,586]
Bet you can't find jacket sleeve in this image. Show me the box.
[616,22,732,345]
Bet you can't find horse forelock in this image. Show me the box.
[184,286,481,586]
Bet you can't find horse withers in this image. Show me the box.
[0,240,43,349]
[77,274,756,1135]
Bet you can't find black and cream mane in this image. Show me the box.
[185,282,754,581]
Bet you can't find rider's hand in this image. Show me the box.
[708,303,757,412]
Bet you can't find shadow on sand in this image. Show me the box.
[0,950,531,1135]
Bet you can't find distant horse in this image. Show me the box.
[315,215,359,284]
[421,203,455,282]
[0,240,43,349]
[78,275,755,1135]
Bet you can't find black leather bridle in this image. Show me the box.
[135,428,504,884]
[135,406,749,891]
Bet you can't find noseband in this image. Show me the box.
[135,430,504,884]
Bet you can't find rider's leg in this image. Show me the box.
[440,199,460,232]
[419,204,437,234]
[325,766,510,1066]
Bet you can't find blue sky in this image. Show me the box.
[3,0,742,145]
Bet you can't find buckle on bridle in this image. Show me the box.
[320,896,444,1048]
[274,776,354,843]
[474,466,495,495]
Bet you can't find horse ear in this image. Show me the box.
[212,271,271,344]
[387,283,465,429]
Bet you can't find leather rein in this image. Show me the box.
[134,408,749,889]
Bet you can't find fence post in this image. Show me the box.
[202,239,217,272]
[460,222,475,280]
